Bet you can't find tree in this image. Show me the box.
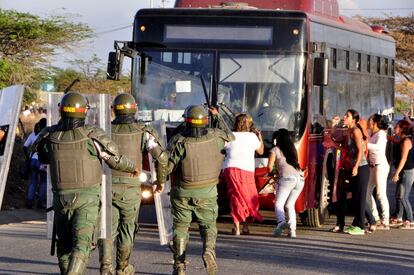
[52,55,131,95]
[364,14,414,82]
[0,9,92,102]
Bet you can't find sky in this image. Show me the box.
[1,0,413,69]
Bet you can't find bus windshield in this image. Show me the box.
[133,50,306,141]
[133,51,214,123]
[218,53,306,134]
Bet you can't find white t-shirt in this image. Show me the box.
[24,132,39,160]
[223,132,261,172]
[269,146,300,177]
[367,130,388,165]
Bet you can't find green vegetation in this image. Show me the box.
[0,9,92,103]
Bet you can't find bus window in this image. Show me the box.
[345,50,350,70]
[162,52,173,62]
[133,51,214,123]
[218,53,306,134]
[331,48,337,69]
[391,59,395,76]
[367,55,371,73]
[377,56,381,74]
[357,53,361,71]
[385,58,389,75]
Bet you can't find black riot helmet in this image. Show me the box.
[112,93,137,116]
[59,92,89,119]
[183,105,208,128]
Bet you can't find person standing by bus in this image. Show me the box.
[34,92,138,274]
[167,105,235,275]
[331,109,371,235]
[267,128,304,238]
[98,93,169,275]
[390,120,414,229]
[366,114,391,230]
[222,113,264,236]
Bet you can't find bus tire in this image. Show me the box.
[301,152,333,227]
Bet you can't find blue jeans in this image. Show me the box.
[395,168,414,222]
[275,174,305,231]
[26,158,47,206]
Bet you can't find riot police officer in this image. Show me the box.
[99,93,169,275]
[167,105,235,275]
[34,92,138,275]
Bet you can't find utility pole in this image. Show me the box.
[150,0,153,8]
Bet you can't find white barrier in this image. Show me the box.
[0,85,24,209]
[149,119,173,245]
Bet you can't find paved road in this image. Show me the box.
[0,205,413,275]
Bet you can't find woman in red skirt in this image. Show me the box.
[223,113,264,235]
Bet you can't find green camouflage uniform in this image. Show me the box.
[36,124,136,275]
[167,113,234,275]
[99,122,168,275]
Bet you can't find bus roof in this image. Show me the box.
[173,0,393,42]
[175,0,339,18]
[137,7,394,43]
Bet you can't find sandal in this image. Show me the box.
[330,225,343,233]
[242,227,250,235]
[231,228,240,236]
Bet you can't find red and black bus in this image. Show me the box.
[107,0,395,226]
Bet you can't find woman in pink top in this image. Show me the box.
[223,113,264,235]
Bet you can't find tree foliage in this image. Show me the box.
[363,15,414,114]
[0,9,92,62]
[0,9,92,96]
[52,55,131,95]
[364,14,414,82]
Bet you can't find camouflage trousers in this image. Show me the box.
[171,195,218,253]
[54,188,100,274]
[111,184,141,269]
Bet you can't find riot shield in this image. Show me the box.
[86,94,112,241]
[149,119,173,245]
[0,85,24,209]
[46,92,63,238]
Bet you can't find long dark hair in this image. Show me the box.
[273,128,300,170]
[370,114,388,130]
[34,118,47,134]
[346,109,368,141]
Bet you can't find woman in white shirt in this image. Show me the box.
[366,114,390,229]
[223,113,264,235]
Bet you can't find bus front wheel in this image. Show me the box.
[300,153,333,227]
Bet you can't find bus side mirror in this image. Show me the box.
[107,51,120,80]
[313,57,329,86]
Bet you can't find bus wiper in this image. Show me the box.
[200,75,212,109]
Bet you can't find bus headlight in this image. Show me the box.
[142,189,152,200]
[295,142,300,150]
[139,171,151,183]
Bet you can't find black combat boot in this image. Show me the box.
[67,251,87,275]
[202,234,217,275]
[116,243,135,275]
[58,260,68,275]
[98,238,114,275]
[172,238,187,275]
